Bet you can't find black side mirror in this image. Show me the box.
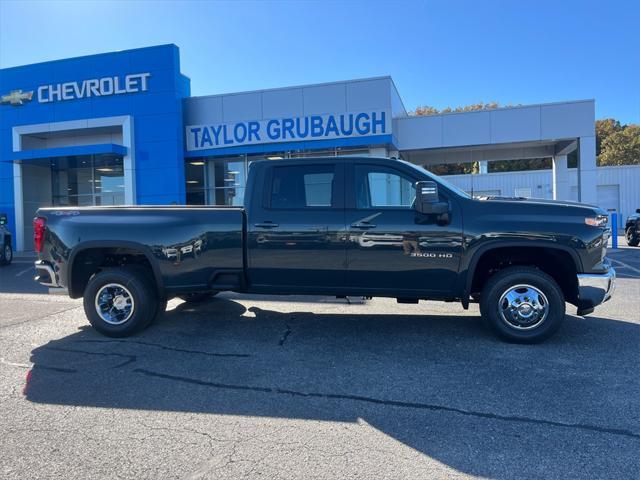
[415,181,449,215]
[0,213,7,226]
[636,208,640,214]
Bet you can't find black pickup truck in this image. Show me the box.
[34,157,615,343]
[625,209,640,246]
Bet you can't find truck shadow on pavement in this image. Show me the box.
[25,297,640,479]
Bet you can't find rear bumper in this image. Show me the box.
[34,260,60,287]
[576,268,615,314]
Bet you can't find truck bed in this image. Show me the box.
[36,206,246,295]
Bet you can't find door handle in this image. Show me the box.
[254,222,279,229]
[350,222,376,229]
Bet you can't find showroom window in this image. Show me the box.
[51,154,125,206]
[186,155,247,206]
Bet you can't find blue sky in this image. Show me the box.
[1,0,638,123]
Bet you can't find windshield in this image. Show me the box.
[399,160,471,199]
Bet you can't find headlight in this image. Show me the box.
[585,215,608,227]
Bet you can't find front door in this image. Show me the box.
[345,163,463,296]
[247,162,346,290]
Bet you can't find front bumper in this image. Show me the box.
[576,267,616,315]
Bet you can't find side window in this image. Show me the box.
[270,165,335,208]
[355,165,416,209]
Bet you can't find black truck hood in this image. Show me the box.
[477,196,602,211]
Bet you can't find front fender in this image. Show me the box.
[460,238,583,299]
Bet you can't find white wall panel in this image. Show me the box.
[394,100,595,151]
[442,111,491,147]
[393,115,442,150]
[183,96,223,124]
[221,92,262,122]
[390,83,407,117]
[184,78,398,125]
[540,101,594,139]
[302,83,347,115]
[262,88,304,118]
[345,78,392,112]
[490,106,541,143]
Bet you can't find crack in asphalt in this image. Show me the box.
[73,339,251,358]
[133,368,640,441]
[0,305,82,330]
[278,324,292,347]
[33,364,77,373]
[1,357,75,373]
[43,346,137,368]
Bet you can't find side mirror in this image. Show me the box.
[415,181,449,215]
[0,213,7,226]
[636,208,640,214]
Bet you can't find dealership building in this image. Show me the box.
[1,44,638,251]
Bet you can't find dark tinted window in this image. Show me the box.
[270,165,335,208]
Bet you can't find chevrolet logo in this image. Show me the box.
[1,89,34,106]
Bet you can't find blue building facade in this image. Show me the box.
[1,45,190,250]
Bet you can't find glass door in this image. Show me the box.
[186,155,249,206]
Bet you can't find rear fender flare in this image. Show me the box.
[68,240,164,298]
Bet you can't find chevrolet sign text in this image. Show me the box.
[37,73,151,103]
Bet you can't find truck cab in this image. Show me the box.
[244,158,464,298]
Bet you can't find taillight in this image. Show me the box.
[33,217,46,253]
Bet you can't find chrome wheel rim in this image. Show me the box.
[498,284,549,330]
[4,245,11,261]
[95,283,135,325]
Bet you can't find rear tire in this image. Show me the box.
[0,243,12,266]
[178,291,218,303]
[480,266,565,343]
[83,266,157,337]
[626,227,639,247]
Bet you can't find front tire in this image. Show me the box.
[83,267,157,337]
[626,227,639,247]
[0,243,12,265]
[480,266,565,343]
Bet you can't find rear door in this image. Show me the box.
[345,162,463,295]
[247,161,346,290]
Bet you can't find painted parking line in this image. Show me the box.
[610,259,640,277]
[15,266,34,277]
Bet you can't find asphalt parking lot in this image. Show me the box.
[0,245,638,479]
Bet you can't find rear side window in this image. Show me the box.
[269,165,335,208]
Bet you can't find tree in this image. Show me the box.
[412,102,505,116]
[426,162,477,176]
[595,118,623,157]
[488,158,551,173]
[598,124,640,166]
